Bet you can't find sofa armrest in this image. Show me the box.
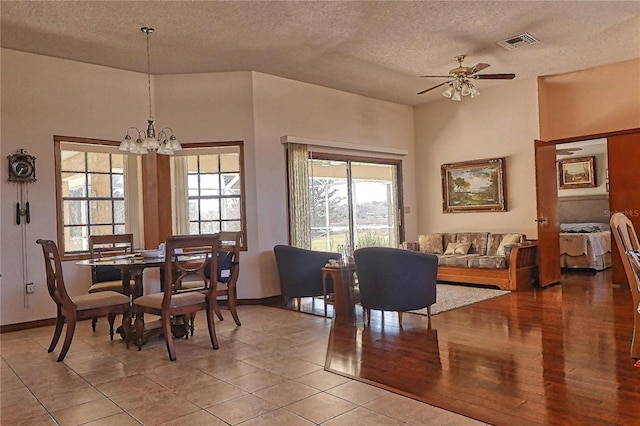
[507,241,538,290]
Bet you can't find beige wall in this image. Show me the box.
[539,59,640,140]
[414,78,541,240]
[1,49,149,324]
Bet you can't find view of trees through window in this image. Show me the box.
[310,158,400,253]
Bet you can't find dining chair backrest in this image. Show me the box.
[216,231,241,283]
[89,233,133,283]
[610,212,640,359]
[162,234,220,309]
[36,239,74,309]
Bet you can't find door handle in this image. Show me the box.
[534,218,547,223]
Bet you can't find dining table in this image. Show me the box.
[76,252,191,345]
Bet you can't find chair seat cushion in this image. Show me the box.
[134,291,206,309]
[72,291,130,311]
[88,280,134,293]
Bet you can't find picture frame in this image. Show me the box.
[441,157,506,213]
[557,156,596,189]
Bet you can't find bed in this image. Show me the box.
[559,222,612,270]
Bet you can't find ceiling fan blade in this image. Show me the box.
[419,75,451,78]
[471,63,490,73]
[474,73,516,80]
[417,82,447,95]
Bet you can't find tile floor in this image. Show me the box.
[1,305,487,425]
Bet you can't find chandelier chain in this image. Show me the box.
[146,29,153,120]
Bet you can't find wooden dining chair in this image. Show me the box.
[610,212,640,359]
[88,233,134,331]
[184,231,242,332]
[132,234,221,361]
[36,239,131,361]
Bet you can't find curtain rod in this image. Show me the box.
[280,136,408,156]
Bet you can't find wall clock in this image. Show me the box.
[7,149,36,183]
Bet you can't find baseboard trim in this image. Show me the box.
[1,297,285,333]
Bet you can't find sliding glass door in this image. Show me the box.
[309,155,402,253]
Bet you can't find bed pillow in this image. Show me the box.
[443,242,471,255]
[496,233,522,256]
[418,233,443,254]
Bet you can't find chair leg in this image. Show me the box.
[91,317,98,332]
[398,311,403,327]
[162,315,177,361]
[228,290,241,326]
[212,298,224,321]
[366,308,371,326]
[107,313,116,340]
[57,316,77,362]
[297,297,301,311]
[206,307,220,350]
[323,278,328,318]
[189,313,196,336]
[134,315,145,350]
[122,311,132,350]
[631,314,640,359]
[48,312,65,353]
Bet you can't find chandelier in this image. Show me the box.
[442,78,480,101]
[119,27,181,155]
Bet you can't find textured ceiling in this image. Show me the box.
[1,1,639,106]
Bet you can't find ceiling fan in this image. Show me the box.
[417,55,515,100]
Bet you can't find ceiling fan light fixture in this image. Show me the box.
[460,81,471,96]
[442,83,454,98]
[469,83,480,98]
[451,90,462,101]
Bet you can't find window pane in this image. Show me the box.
[88,173,112,198]
[222,221,241,232]
[200,199,220,220]
[64,226,88,252]
[90,200,113,224]
[112,174,124,197]
[201,221,220,234]
[187,174,199,196]
[113,200,125,223]
[61,151,85,172]
[64,200,87,225]
[220,153,239,172]
[187,156,200,172]
[114,224,125,234]
[199,154,219,173]
[87,152,110,173]
[189,222,200,234]
[221,173,240,195]
[221,198,241,220]
[62,173,87,197]
[188,200,199,221]
[111,154,124,171]
[199,174,220,196]
[90,225,114,236]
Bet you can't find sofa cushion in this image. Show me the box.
[496,233,524,256]
[466,255,508,269]
[444,242,471,255]
[437,254,478,267]
[418,233,443,254]
[455,232,489,255]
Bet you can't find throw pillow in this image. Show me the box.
[443,242,471,255]
[418,233,443,254]
[496,233,522,256]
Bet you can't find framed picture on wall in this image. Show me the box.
[441,157,506,213]
[558,156,596,189]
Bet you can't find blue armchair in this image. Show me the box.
[353,247,438,326]
[273,245,341,315]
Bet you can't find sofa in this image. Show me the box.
[407,232,538,291]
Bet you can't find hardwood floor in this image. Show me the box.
[325,269,640,426]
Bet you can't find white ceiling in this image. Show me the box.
[1,1,639,106]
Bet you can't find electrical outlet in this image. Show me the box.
[26,283,34,294]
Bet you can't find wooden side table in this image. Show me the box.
[323,263,357,326]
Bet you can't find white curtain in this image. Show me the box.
[287,143,311,249]
[171,156,189,235]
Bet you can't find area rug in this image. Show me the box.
[410,284,510,316]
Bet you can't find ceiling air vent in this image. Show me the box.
[497,33,539,50]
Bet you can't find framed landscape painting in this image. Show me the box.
[441,157,506,213]
[558,156,596,189]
